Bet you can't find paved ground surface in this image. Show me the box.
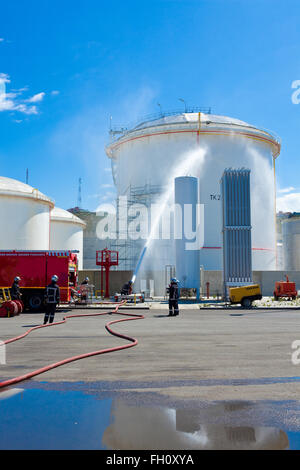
[1,306,300,401]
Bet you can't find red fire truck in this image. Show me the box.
[0,250,78,311]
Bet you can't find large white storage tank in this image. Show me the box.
[106,111,281,272]
[50,207,86,269]
[282,215,300,270]
[0,176,54,250]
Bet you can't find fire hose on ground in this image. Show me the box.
[0,301,144,389]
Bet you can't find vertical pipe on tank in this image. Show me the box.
[174,176,200,300]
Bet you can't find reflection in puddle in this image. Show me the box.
[0,385,298,450]
[103,401,289,450]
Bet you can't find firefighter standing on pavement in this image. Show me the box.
[43,275,60,324]
[11,276,22,301]
[168,278,180,316]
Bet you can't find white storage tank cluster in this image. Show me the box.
[50,206,86,269]
[0,176,86,268]
[106,111,281,273]
[0,176,54,250]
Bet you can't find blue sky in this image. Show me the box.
[1,0,300,212]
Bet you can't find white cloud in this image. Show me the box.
[0,73,10,85]
[101,190,116,201]
[0,38,4,43]
[26,92,45,103]
[0,73,44,116]
[51,90,60,96]
[277,192,300,213]
[101,183,113,188]
[87,193,102,199]
[16,104,38,115]
[278,186,296,194]
[12,86,29,93]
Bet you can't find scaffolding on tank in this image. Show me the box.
[110,183,165,271]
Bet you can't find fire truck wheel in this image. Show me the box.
[241,297,252,308]
[28,294,44,311]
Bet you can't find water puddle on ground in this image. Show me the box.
[1,384,300,450]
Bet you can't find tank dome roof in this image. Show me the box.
[51,206,86,227]
[133,112,253,131]
[0,176,54,206]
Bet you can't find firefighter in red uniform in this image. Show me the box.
[43,275,60,324]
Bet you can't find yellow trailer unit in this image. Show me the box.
[229,284,262,308]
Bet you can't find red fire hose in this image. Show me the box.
[0,301,144,389]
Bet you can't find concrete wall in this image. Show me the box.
[254,271,300,296]
[78,269,300,297]
[200,270,300,297]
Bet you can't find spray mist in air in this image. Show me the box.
[131,146,207,284]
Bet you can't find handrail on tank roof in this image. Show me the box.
[132,106,212,126]
[109,107,212,134]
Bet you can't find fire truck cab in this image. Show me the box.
[0,250,78,312]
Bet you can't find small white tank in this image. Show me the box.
[50,207,86,269]
[0,176,54,250]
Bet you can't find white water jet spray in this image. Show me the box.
[131,146,207,284]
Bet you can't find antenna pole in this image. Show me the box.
[78,177,82,208]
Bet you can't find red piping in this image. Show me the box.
[0,301,144,389]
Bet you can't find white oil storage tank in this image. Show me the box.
[106,110,281,273]
[50,207,86,269]
[0,176,54,250]
[282,214,300,270]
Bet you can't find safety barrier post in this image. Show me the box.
[206,282,210,299]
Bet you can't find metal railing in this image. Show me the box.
[109,106,212,138]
